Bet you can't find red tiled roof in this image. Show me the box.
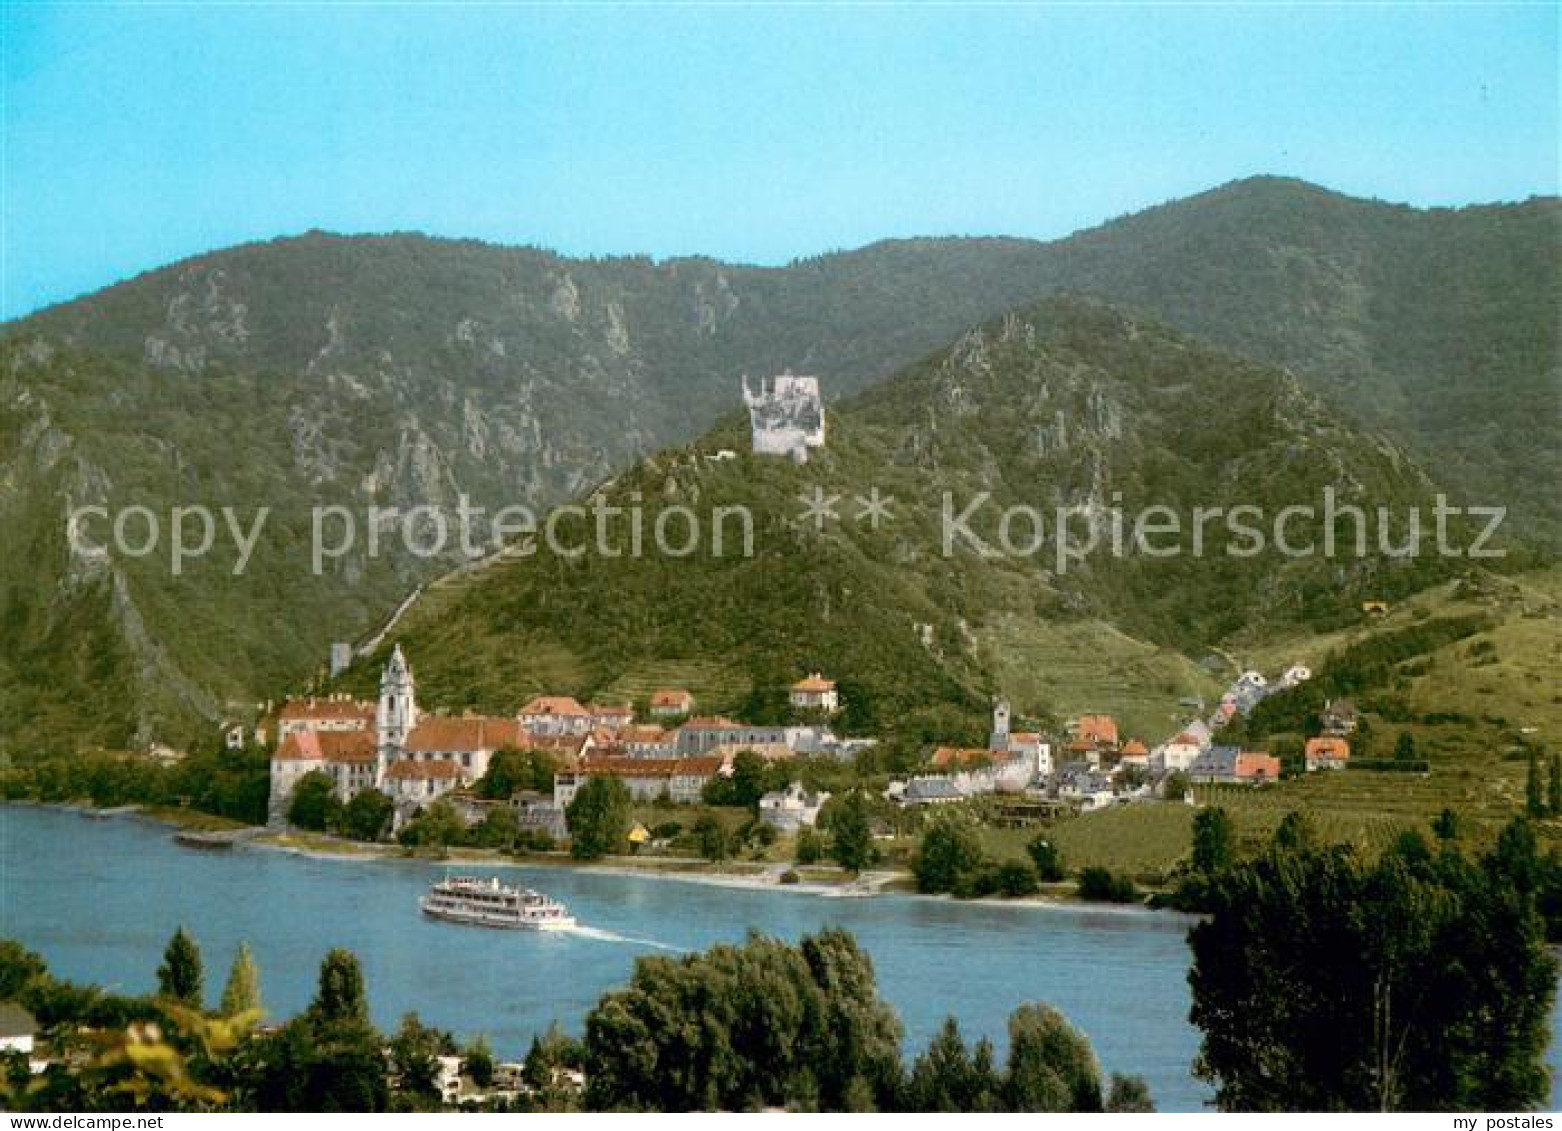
[680,716,740,730]
[519,696,589,718]
[405,716,525,754]
[650,689,693,709]
[588,703,634,718]
[1075,715,1120,747]
[791,673,836,693]
[1305,737,1351,760]
[1121,739,1149,756]
[931,747,995,768]
[275,730,377,764]
[706,742,794,763]
[385,758,462,781]
[277,698,373,723]
[520,734,591,756]
[577,756,724,779]
[274,732,321,762]
[1236,752,1282,779]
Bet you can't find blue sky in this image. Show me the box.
[3,2,1556,319]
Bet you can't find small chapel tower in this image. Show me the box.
[988,697,1012,753]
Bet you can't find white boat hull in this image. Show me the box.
[420,897,576,931]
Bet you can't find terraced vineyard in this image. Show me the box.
[602,660,753,714]
[976,614,1224,745]
[1036,803,1198,880]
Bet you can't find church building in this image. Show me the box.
[268,644,524,825]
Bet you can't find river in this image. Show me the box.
[2,806,1558,1111]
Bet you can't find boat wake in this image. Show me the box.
[565,925,686,953]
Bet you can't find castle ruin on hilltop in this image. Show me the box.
[743,372,825,463]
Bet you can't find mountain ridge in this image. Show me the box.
[20,174,1553,319]
[3,176,1554,751]
[336,295,1459,742]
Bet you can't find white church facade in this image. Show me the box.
[268,644,522,824]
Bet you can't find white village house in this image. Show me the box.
[788,673,839,713]
[758,782,831,832]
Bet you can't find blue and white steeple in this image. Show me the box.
[376,644,417,759]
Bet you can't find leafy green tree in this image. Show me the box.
[566,776,633,860]
[397,799,469,848]
[1526,750,1544,817]
[703,750,769,808]
[473,805,519,850]
[828,790,877,873]
[156,927,204,1008]
[1003,1002,1103,1111]
[340,788,394,842]
[1353,715,1374,756]
[218,943,261,1017]
[1106,1073,1156,1112]
[35,1002,253,1111]
[995,860,1039,898]
[902,1017,1002,1111]
[583,928,902,1112]
[1431,807,1461,841]
[795,928,905,1106]
[277,1016,388,1112]
[0,941,47,1001]
[463,1034,495,1089]
[1266,734,1304,776]
[1076,867,1137,904]
[693,814,731,862]
[389,1012,445,1104]
[735,817,769,853]
[1189,831,1557,1111]
[912,813,985,894]
[1190,807,1235,875]
[1486,818,1544,899]
[1549,753,1562,817]
[523,1022,583,1098]
[1272,810,1318,852]
[287,770,341,832]
[477,747,556,800]
[1393,732,1417,762]
[1163,770,1191,802]
[247,949,386,1112]
[309,949,368,1028]
[795,827,824,865]
[1026,835,1066,882]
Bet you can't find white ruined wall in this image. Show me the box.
[743,374,825,462]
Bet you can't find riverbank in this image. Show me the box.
[248,827,1176,912]
[6,798,251,833]
[247,828,1155,910]
[1,803,1221,1110]
[13,799,1161,913]
[255,827,909,897]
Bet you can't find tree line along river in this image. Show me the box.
[3,805,1559,1112]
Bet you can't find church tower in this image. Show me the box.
[988,697,1012,753]
[376,644,417,782]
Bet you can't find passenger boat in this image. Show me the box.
[419,875,576,930]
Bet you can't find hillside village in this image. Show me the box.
[257,640,1351,850]
[232,372,1380,858]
